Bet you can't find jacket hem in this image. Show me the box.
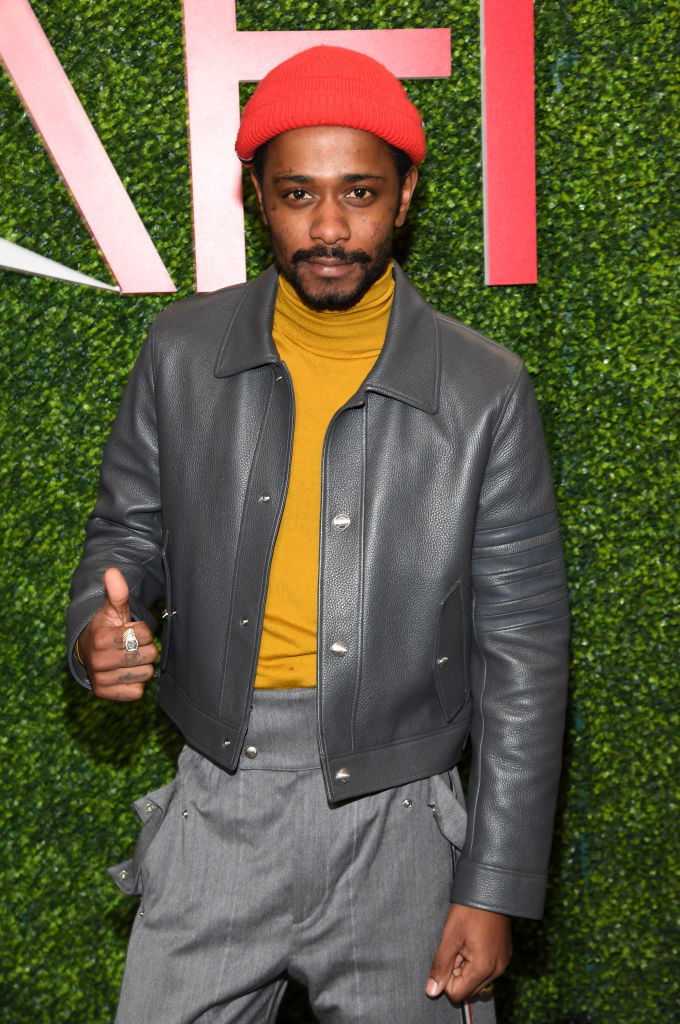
[159,672,244,772]
[323,719,471,800]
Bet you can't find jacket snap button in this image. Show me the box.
[258,494,270,503]
[332,513,351,530]
[330,642,348,657]
[335,767,350,783]
[245,746,258,759]
[437,656,448,667]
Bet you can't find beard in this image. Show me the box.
[271,236,393,312]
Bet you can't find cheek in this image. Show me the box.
[268,219,303,262]
[353,215,380,245]
[268,211,296,236]
[363,214,395,247]
[272,224,298,250]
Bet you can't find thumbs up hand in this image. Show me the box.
[77,568,157,701]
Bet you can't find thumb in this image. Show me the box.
[426,905,465,997]
[103,567,131,623]
[426,944,463,998]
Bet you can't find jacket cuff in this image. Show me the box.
[66,596,105,688]
[450,857,547,919]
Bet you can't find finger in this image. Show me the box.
[470,977,496,999]
[89,618,153,651]
[445,960,499,1003]
[113,621,154,652]
[446,974,495,1004]
[91,662,155,701]
[89,638,158,673]
[103,567,131,623]
[93,683,146,702]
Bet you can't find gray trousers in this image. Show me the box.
[111,689,496,1024]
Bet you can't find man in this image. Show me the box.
[67,46,569,1024]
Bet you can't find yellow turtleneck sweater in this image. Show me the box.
[254,265,395,689]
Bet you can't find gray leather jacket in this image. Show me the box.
[67,263,569,919]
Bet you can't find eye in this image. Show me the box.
[286,187,313,202]
[347,186,374,201]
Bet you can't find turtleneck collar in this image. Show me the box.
[273,263,395,360]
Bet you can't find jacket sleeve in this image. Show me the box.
[451,362,570,919]
[65,325,164,687]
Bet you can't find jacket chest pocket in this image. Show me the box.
[160,530,174,671]
[433,581,469,721]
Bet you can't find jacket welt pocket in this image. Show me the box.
[160,530,173,671]
[434,581,468,721]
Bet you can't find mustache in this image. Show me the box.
[291,246,372,266]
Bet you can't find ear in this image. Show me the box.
[394,166,419,228]
[250,170,269,227]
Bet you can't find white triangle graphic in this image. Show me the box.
[0,237,119,292]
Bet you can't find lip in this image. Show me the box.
[303,259,355,279]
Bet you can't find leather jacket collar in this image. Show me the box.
[213,262,440,415]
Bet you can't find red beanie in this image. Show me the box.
[235,45,426,165]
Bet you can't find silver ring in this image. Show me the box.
[123,627,139,653]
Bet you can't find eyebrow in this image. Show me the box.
[272,172,387,184]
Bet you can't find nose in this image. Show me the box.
[309,198,350,245]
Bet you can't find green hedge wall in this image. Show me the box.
[1,1,677,1021]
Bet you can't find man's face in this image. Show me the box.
[250,126,418,311]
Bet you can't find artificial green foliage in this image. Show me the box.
[1,0,677,1021]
